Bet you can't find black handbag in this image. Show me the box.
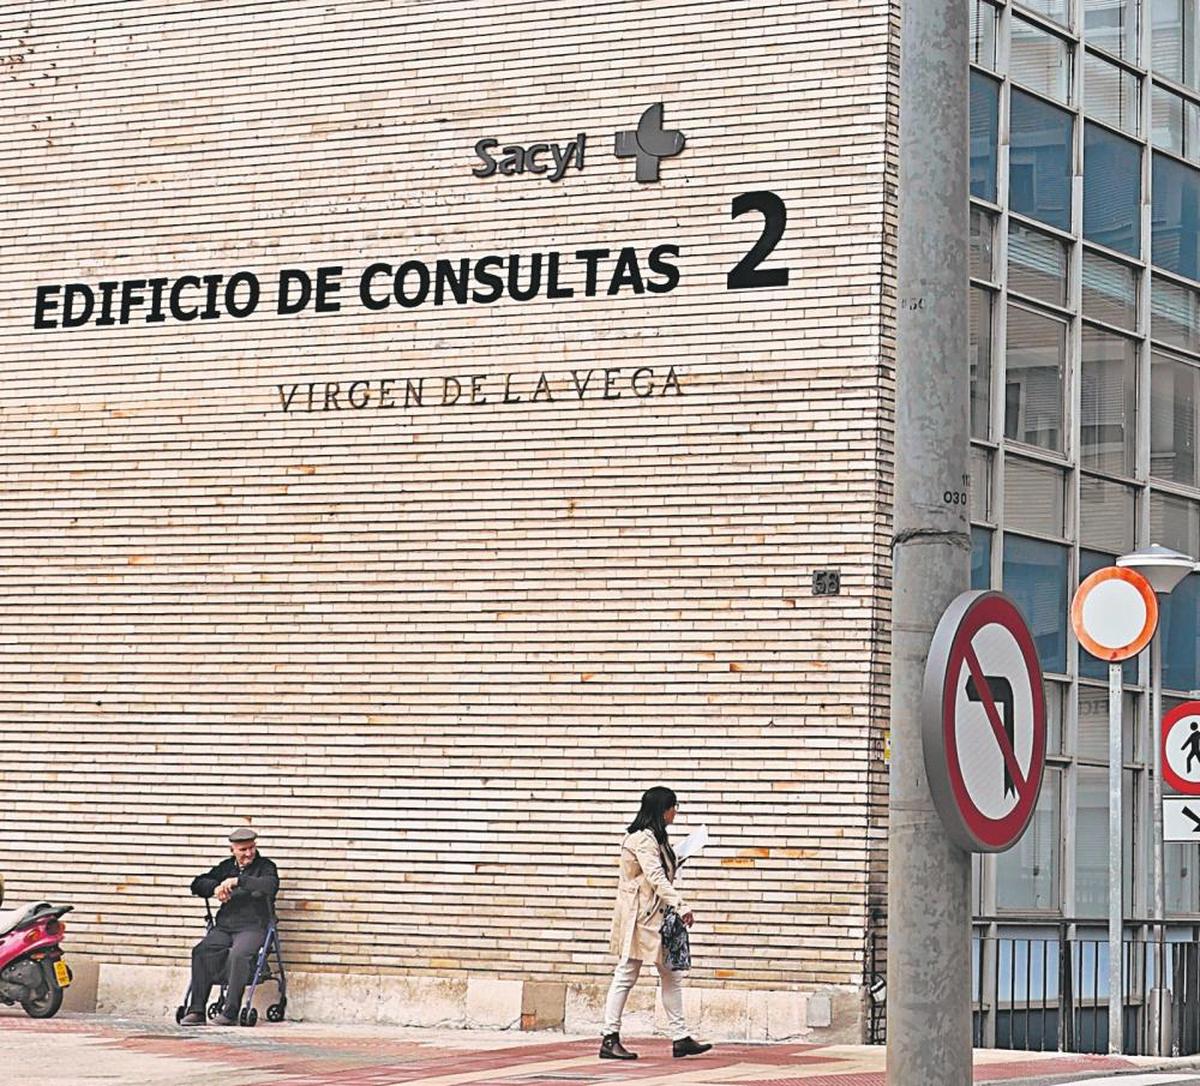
[660,906,691,971]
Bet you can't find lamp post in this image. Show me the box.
[1116,544,1195,1055]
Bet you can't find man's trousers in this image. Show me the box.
[188,925,264,1016]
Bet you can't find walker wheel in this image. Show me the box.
[174,1005,186,1024]
[266,1000,285,1022]
[239,1006,257,1027]
[206,1002,220,1020]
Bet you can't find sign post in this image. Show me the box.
[1069,566,1158,1054]
[1162,702,1200,845]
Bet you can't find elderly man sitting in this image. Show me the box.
[179,828,279,1026]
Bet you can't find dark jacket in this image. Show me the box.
[190,854,279,932]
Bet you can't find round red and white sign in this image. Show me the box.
[1070,566,1158,662]
[1163,701,1200,796]
[922,591,1047,852]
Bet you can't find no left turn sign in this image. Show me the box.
[922,591,1048,852]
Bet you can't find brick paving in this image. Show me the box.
[0,1011,1174,1085]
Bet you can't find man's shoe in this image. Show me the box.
[599,1032,638,1060]
[212,1012,236,1026]
[672,1036,713,1058]
[179,1011,206,1026]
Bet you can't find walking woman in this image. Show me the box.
[600,785,712,1060]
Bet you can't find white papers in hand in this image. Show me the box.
[675,824,709,863]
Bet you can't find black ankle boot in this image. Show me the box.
[672,1035,713,1058]
[599,1032,638,1060]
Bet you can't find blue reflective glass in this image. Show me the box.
[971,526,992,589]
[1010,89,1074,232]
[972,71,1000,202]
[1003,534,1069,674]
[1153,152,1200,280]
[1084,123,1142,256]
[1161,572,1200,693]
[1078,549,1137,682]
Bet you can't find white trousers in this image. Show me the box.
[602,957,688,1041]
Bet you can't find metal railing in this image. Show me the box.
[971,920,1200,1055]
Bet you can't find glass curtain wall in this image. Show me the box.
[969,0,1200,970]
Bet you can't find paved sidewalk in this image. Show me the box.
[0,1010,1193,1085]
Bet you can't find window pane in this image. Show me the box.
[1085,0,1140,61]
[1167,839,1200,913]
[1081,326,1138,475]
[996,768,1060,910]
[1075,766,1113,917]
[1150,352,1200,485]
[1152,83,1200,164]
[1005,456,1067,536]
[1151,0,1196,87]
[1011,17,1073,102]
[1004,534,1069,673]
[1152,277,1200,350]
[1086,51,1141,135]
[1149,489,1200,554]
[1084,123,1143,256]
[1005,305,1067,452]
[1078,684,1138,761]
[1009,220,1069,305]
[971,445,993,521]
[971,287,994,439]
[1023,0,1070,29]
[972,0,999,68]
[971,206,996,281]
[972,72,1001,203]
[1152,151,1200,279]
[1083,249,1138,329]
[1080,476,1137,552]
[1011,90,1074,232]
[1153,83,1186,155]
[1161,571,1200,692]
[1079,548,1140,681]
[1046,678,1066,754]
[971,525,992,589]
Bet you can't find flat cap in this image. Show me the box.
[228,828,257,842]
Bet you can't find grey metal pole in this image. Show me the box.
[885,0,971,1072]
[1150,630,1168,1055]
[1108,662,1123,1054]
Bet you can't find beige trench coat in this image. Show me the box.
[607,828,687,963]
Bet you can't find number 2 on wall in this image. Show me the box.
[726,191,790,291]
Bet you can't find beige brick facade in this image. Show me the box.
[0,0,896,1039]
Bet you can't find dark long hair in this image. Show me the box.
[627,785,678,873]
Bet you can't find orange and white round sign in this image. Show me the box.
[1070,566,1159,662]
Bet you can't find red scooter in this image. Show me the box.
[0,901,73,1018]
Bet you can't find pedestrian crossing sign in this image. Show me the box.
[1162,701,1200,796]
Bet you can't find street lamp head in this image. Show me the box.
[1116,544,1197,595]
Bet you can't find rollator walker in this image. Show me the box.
[174,895,288,1027]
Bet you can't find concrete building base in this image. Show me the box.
[83,960,862,1041]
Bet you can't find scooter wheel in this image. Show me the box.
[266,1001,285,1022]
[175,1005,187,1024]
[239,1006,257,1027]
[20,985,63,1019]
[206,1002,220,1020]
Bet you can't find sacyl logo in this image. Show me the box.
[614,103,685,183]
[472,134,586,183]
[470,103,686,184]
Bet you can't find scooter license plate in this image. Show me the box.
[52,960,70,988]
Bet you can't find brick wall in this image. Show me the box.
[0,0,896,1034]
